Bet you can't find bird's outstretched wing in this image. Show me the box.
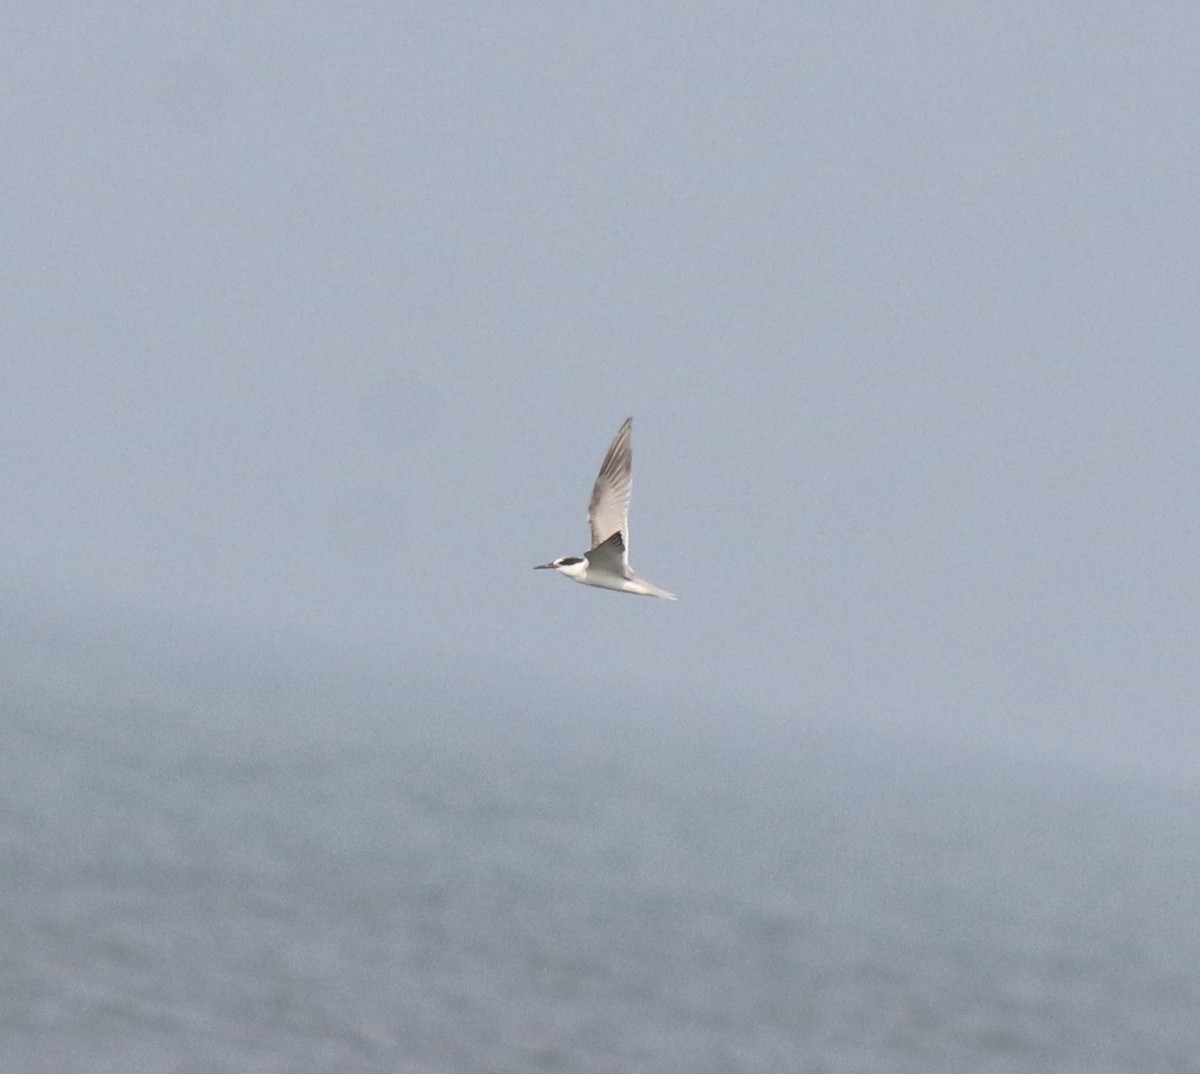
[588,417,632,555]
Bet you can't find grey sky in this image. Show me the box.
[3,5,1197,780]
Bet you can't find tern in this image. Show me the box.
[535,417,676,600]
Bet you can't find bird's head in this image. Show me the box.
[533,555,587,578]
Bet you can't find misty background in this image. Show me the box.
[2,5,1199,1072]
[3,4,1198,779]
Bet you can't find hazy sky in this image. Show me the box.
[4,5,1197,779]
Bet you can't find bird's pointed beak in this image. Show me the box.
[533,562,554,570]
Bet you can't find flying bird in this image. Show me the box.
[535,417,676,599]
